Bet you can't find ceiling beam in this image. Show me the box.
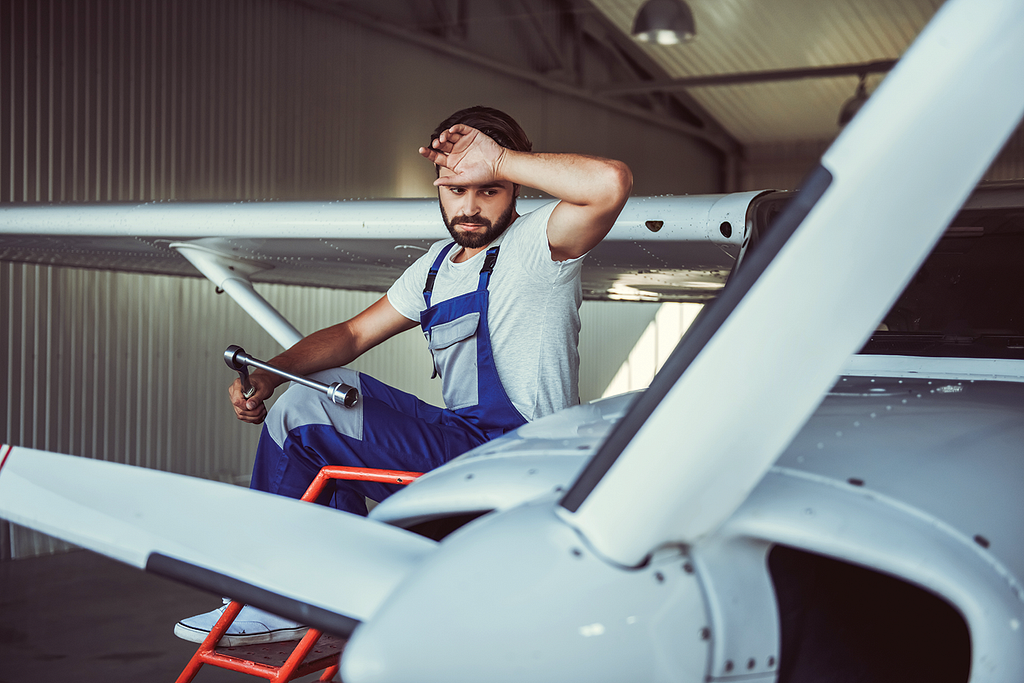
[292,0,738,155]
[577,2,737,149]
[599,59,898,96]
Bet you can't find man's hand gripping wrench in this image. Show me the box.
[223,345,359,408]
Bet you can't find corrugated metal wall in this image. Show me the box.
[0,0,423,202]
[578,300,661,402]
[0,262,446,558]
[0,0,722,203]
[988,124,1024,181]
[0,0,721,559]
[601,302,703,397]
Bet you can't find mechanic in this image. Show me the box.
[175,105,632,646]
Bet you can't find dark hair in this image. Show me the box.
[430,106,532,154]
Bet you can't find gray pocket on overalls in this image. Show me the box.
[426,312,480,411]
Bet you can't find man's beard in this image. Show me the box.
[440,199,517,249]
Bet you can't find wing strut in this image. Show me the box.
[172,241,303,348]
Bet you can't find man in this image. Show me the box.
[174,106,632,646]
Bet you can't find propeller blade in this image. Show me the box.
[0,444,435,635]
[560,0,1024,567]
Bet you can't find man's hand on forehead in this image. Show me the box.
[419,124,508,188]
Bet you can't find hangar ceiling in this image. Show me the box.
[304,0,945,150]
[590,0,944,144]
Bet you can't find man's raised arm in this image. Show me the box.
[422,124,632,261]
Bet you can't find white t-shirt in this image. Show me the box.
[387,201,584,421]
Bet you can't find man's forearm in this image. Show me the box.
[497,149,632,261]
[251,295,417,388]
[497,150,632,211]
[253,323,361,388]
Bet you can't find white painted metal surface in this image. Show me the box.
[0,445,435,623]
[732,468,1024,681]
[369,393,637,527]
[361,365,1024,680]
[565,0,1024,566]
[843,354,1024,383]
[344,498,712,683]
[0,194,757,301]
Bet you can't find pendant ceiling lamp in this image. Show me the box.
[632,0,697,45]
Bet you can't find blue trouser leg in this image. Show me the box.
[250,370,488,515]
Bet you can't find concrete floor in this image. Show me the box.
[0,549,335,683]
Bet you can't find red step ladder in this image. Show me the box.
[175,466,423,683]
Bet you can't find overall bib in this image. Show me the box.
[420,242,527,439]
[250,241,526,515]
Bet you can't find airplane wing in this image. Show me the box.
[0,192,764,304]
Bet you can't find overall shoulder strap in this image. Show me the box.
[477,246,500,291]
[423,242,457,308]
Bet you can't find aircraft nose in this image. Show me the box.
[340,500,712,683]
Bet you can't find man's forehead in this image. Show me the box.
[437,168,512,190]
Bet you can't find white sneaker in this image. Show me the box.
[174,599,309,647]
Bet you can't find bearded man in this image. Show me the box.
[175,105,631,645]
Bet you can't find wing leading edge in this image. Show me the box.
[0,193,762,302]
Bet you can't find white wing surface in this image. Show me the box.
[0,444,435,635]
[0,193,762,302]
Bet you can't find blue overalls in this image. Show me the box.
[250,241,527,514]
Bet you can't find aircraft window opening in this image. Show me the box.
[745,189,1024,361]
[768,545,971,683]
[859,207,1024,359]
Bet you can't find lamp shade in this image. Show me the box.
[632,0,696,45]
